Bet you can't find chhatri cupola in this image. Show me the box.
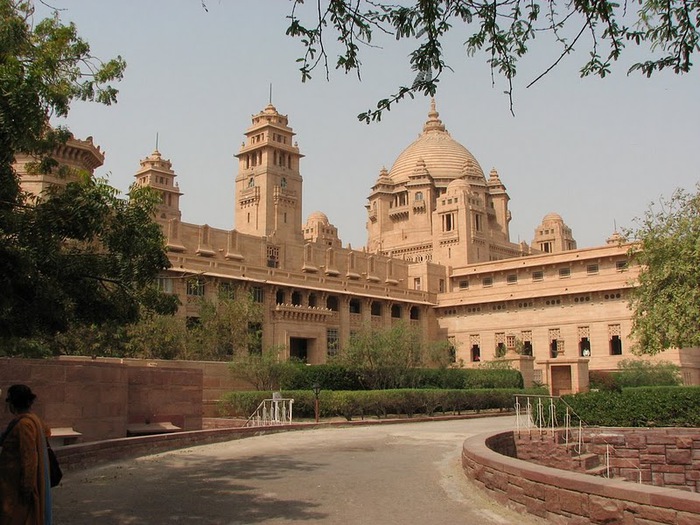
[234,103,304,242]
[133,149,182,222]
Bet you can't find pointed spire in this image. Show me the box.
[423,98,446,133]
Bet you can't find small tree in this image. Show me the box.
[187,287,263,360]
[627,186,700,354]
[335,322,425,389]
[229,346,295,391]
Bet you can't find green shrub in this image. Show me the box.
[613,359,682,388]
[218,387,546,421]
[561,386,700,427]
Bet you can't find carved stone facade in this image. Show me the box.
[15,102,700,389]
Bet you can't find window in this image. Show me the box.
[471,344,481,362]
[580,337,591,357]
[415,191,423,201]
[281,177,287,189]
[532,271,544,282]
[414,278,421,290]
[327,328,339,357]
[326,296,339,311]
[186,278,204,297]
[291,291,302,306]
[507,274,518,284]
[541,242,552,253]
[443,213,454,232]
[474,214,482,232]
[522,341,533,356]
[482,277,493,288]
[391,304,402,318]
[610,336,622,355]
[586,264,599,275]
[495,333,506,357]
[251,286,264,303]
[616,260,628,272]
[248,177,254,187]
[156,277,173,294]
[550,340,559,358]
[371,301,382,316]
[275,290,285,305]
[608,324,622,355]
[409,306,420,320]
[439,279,445,293]
[308,293,317,307]
[558,267,571,278]
[459,280,468,290]
[219,282,235,299]
[349,298,361,314]
[267,245,279,269]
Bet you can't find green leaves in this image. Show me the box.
[627,185,700,354]
[285,0,700,120]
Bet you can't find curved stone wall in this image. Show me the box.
[462,431,700,524]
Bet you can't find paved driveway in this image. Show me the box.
[53,416,548,524]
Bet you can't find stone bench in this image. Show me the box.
[126,421,182,437]
[50,427,82,446]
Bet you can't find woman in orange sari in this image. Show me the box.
[0,385,52,525]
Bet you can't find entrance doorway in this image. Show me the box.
[551,365,573,396]
[290,337,309,362]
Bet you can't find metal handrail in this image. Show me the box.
[513,394,642,482]
[245,398,294,427]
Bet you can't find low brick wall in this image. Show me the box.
[579,428,700,491]
[462,430,700,525]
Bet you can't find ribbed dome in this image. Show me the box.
[387,100,485,185]
[306,211,330,225]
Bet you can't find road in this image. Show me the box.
[53,416,548,524]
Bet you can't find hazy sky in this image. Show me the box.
[39,1,699,250]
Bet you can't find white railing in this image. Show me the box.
[514,394,642,482]
[246,396,294,427]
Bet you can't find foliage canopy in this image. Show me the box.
[0,1,176,347]
[627,186,700,354]
[285,0,700,119]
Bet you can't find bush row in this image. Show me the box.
[280,364,524,391]
[219,387,545,421]
[560,386,700,427]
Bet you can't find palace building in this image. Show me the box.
[18,101,700,393]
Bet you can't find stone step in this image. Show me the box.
[573,452,600,470]
[586,464,611,478]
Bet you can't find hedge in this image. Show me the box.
[560,386,700,427]
[279,364,523,391]
[218,387,546,421]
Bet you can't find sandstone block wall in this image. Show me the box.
[462,430,700,525]
[0,358,203,442]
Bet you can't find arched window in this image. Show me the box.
[409,306,420,320]
[291,291,302,306]
[326,296,339,311]
[349,299,361,314]
[415,191,423,201]
[248,177,255,188]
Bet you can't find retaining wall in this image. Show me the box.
[462,430,700,524]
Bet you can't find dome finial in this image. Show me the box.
[423,98,445,133]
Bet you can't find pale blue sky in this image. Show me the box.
[40,1,699,249]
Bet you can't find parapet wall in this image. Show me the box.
[462,430,700,524]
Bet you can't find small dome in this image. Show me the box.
[446,178,470,192]
[306,211,329,225]
[542,212,564,224]
[387,100,485,186]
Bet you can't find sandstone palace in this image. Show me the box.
[17,101,700,393]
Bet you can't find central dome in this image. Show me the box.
[387,101,485,185]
